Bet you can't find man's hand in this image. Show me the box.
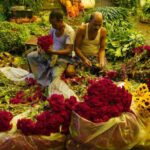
[47,46,53,53]
[99,59,106,69]
[37,47,45,55]
[83,58,92,67]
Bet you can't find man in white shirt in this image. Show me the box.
[27,9,75,86]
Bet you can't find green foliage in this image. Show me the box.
[142,3,150,14]
[0,21,50,52]
[0,22,31,52]
[0,13,6,21]
[94,7,128,23]
[106,20,144,61]
[84,7,128,24]
[141,2,150,19]
[113,0,138,8]
[25,22,50,36]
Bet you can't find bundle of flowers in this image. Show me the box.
[17,95,78,135]
[37,35,53,51]
[10,78,46,104]
[133,45,150,54]
[132,84,150,118]
[74,78,132,123]
[0,110,13,132]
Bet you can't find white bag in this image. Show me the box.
[48,78,79,101]
[81,0,95,9]
[0,67,34,82]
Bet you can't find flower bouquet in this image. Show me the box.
[37,35,53,52]
[68,78,142,150]
[37,35,58,67]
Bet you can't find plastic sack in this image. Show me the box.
[0,67,34,82]
[0,133,66,150]
[81,0,95,9]
[48,78,79,100]
[68,112,144,150]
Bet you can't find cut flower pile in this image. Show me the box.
[17,78,132,135]
[74,78,132,123]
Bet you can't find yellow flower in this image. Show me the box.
[135,84,149,97]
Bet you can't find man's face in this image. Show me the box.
[49,18,63,30]
[90,17,102,31]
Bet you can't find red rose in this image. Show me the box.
[10,97,22,104]
[0,111,13,132]
[65,96,78,110]
[25,77,37,86]
[17,118,36,135]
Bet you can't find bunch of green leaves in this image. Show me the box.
[0,13,6,21]
[0,21,50,52]
[141,2,150,19]
[84,7,128,24]
[113,0,138,8]
[106,20,144,61]
[142,2,150,14]
[25,22,50,36]
[0,22,30,52]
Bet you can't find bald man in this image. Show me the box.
[75,12,107,68]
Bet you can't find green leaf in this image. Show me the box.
[115,48,122,57]
[111,41,120,47]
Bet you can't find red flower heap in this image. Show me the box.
[0,110,13,132]
[74,78,132,123]
[17,94,78,135]
[10,78,46,104]
[37,35,53,52]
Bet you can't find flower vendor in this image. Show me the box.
[75,12,107,69]
[27,9,75,86]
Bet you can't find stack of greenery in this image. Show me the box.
[0,21,49,52]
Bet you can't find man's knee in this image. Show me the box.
[27,51,39,60]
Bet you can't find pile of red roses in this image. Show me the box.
[10,78,46,104]
[0,110,13,132]
[17,95,78,135]
[74,78,132,123]
[17,78,132,135]
[133,45,150,54]
[37,35,53,51]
